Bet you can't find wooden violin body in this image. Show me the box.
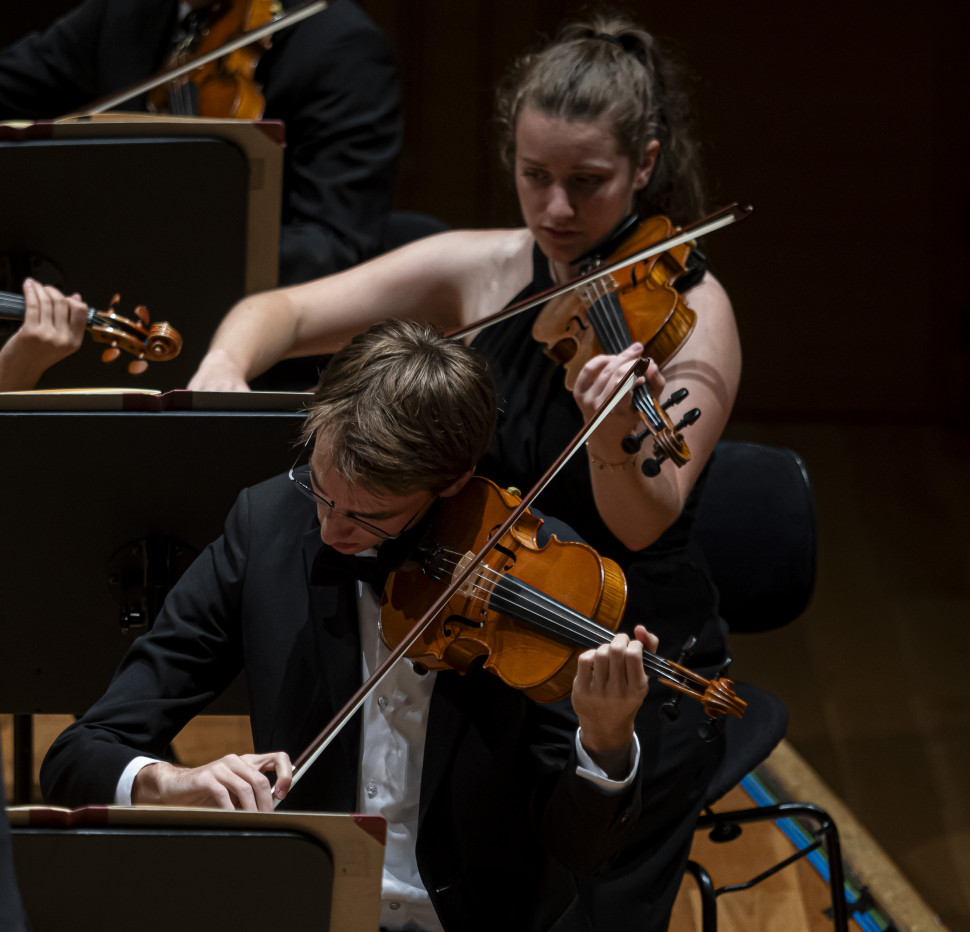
[382,477,627,703]
[531,214,703,472]
[0,290,182,375]
[148,0,282,119]
[533,214,697,382]
[381,477,746,720]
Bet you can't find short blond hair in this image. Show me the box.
[301,320,496,495]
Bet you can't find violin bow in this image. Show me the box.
[447,202,753,341]
[57,0,332,121]
[276,356,648,806]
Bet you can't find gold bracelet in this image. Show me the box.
[585,443,636,471]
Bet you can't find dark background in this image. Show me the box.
[3,2,970,927]
[5,0,969,421]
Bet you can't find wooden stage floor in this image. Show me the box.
[4,419,967,930]
[1,713,947,931]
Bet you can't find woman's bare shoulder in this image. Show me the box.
[417,228,536,323]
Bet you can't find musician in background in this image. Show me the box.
[41,319,658,932]
[0,0,402,287]
[0,278,86,391]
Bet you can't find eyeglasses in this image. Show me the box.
[289,440,430,541]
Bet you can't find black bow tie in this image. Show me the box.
[310,505,438,591]
[310,548,382,588]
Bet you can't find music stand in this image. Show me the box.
[0,116,282,391]
[8,806,386,931]
[0,395,310,801]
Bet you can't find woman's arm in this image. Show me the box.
[188,228,534,390]
[574,273,741,550]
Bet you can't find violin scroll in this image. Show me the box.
[621,384,702,477]
[89,294,183,375]
[0,288,182,376]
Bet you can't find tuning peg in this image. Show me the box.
[621,429,647,455]
[659,697,682,722]
[677,636,697,662]
[696,655,733,741]
[698,717,721,742]
[674,408,702,432]
[658,636,697,724]
[623,390,693,454]
[661,388,689,410]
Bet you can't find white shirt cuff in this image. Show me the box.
[115,756,161,806]
[574,728,640,794]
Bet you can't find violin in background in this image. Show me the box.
[0,289,182,375]
[147,0,283,120]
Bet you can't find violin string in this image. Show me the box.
[427,548,613,646]
[423,549,692,687]
[578,281,662,431]
[581,279,629,356]
[418,551,738,714]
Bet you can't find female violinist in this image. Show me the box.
[0,279,87,391]
[189,13,740,927]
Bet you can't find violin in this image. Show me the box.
[535,214,694,375]
[448,203,752,475]
[381,476,746,719]
[534,213,701,474]
[61,1,329,121]
[147,0,283,120]
[0,290,182,375]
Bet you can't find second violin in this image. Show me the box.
[533,213,702,473]
[147,0,283,119]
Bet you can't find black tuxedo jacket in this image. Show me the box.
[41,474,643,931]
[0,0,402,285]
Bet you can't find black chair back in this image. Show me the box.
[693,441,817,633]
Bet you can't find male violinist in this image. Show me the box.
[41,319,659,932]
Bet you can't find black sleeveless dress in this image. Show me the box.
[472,242,728,931]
